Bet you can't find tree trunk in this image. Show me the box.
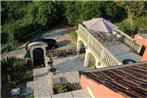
[6,68,13,84]
[7,74,13,84]
[127,14,133,35]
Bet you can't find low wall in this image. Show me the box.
[47,47,85,57]
[134,34,147,47]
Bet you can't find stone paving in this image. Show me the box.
[33,54,90,98]
[26,81,34,94]
[52,71,80,85]
[53,54,87,73]
[33,69,86,98]
[33,67,53,98]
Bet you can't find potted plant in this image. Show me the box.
[48,57,53,67]
[49,67,56,75]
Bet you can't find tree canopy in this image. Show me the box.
[1,1,146,47]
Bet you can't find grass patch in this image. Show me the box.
[69,31,77,41]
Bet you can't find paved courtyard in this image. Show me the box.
[53,54,88,73]
[33,54,90,98]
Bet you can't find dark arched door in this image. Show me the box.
[33,48,45,68]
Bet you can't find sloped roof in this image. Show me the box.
[81,62,147,97]
[82,18,118,32]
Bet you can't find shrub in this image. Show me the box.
[115,16,147,36]
[1,57,24,75]
[49,67,56,72]
[69,31,77,40]
[134,16,147,29]
[58,83,72,93]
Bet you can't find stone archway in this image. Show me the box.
[84,52,96,68]
[33,48,45,68]
[78,40,86,54]
[77,37,86,55]
[87,53,96,68]
[27,41,49,69]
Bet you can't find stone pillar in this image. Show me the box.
[42,45,51,69]
[95,61,101,68]
[29,47,34,68]
[84,52,89,67]
[76,40,81,55]
[76,36,81,55]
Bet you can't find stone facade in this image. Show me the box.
[27,41,50,69]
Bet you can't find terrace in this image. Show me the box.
[77,23,142,67]
[90,28,141,63]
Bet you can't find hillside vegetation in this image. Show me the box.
[1,1,146,50]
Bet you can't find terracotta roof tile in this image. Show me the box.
[82,63,147,97]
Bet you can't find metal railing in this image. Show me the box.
[77,24,121,67]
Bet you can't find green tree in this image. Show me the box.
[1,1,65,45]
[65,1,119,25]
[116,1,146,28]
[1,57,24,84]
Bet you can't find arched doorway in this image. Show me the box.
[33,48,45,68]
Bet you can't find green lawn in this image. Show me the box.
[69,31,77,41]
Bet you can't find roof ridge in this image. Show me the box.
[80,61,147,73]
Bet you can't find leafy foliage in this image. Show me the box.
[1,1,146,48]
[1,1,65,44]
[58,82,72,93]
[49,67,56,72]
[115,16,147,35]
[1,57,23,75]
[64,1,122,25]
[116,1,146,27]
[1,56,32,76]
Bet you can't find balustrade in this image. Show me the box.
[77,24,121,67]
[116,29,142,53]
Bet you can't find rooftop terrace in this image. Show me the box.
[77,24,142,66]
[90,29,141,64]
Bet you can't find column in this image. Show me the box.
[84,52,89,67]
[76,37,81,55]
[30,47,34,68]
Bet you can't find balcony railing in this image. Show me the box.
[116,29,142,53]
[77,24,122,67]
